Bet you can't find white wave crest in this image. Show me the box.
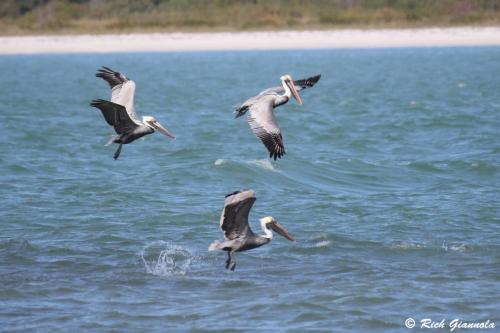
[247,159,275,171]
[442,241,471,253]
[313,240,331,248]
[140,241,193,277]
[214,158,276,171]
[390,240,427,249]
[214,159,226,166]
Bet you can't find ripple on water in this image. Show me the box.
[389,240,427,250]
[389,240,474,253]
[0,239,37,264]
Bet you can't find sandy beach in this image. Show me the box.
[0,27,499,54]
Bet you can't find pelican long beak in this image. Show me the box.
[286,80,303,105]
[268,221,295,241]
[152,121,176,140]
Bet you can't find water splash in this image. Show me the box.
[214,158,226,166]
[140,241,193,277]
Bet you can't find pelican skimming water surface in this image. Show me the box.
[90,67,175,159]
[209,190,295,271]
[235,74,321,160]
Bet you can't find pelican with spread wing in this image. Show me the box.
[235,74,321,160]
[90,67,175,160]
[209,190,295,271]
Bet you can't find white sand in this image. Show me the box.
[1,27,499,54]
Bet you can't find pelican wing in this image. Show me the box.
[261,74,321,95]
[95,67,141,125]
[246,96,285,160]
[220,190,257,240]
[90,99,139,135]
[234,93,261,118]
[234,74,321,118]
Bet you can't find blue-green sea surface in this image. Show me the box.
[1,47,499,332]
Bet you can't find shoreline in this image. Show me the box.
[1,27,500,55]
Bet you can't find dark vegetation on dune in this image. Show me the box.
[1,0,499,35]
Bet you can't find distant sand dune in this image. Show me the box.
[1,27,499,54]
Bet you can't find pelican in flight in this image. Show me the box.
[90,66,175,159]
[209,190,295,271]
[235,74,321,160]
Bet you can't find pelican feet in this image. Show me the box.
[226,260,236,271]
[113,143,123,160]
[225,252,236,271]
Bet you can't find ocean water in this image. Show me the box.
[0,47,499,332]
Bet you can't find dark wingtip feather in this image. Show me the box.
[306,74,321,86]
[234,105,249,118]
[96,66,113,76]
[90,99,105,107]
[95,66,128,88]
[293,74,321,91]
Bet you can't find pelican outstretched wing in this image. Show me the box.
[220,190,257,240]
[90,99,138,135]
[245,96,285,160]
[95,67,141,125]
[261,74,321,96]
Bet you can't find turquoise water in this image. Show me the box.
[1,48,499,332]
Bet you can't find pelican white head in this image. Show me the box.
[280,74,303,105]
[260,216,295,241]
[142,116,176,140]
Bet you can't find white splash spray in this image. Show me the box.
[140,241,193,277]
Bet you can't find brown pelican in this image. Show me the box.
[235,74,321,160]
[90,67,175,159]
[209,190,295,271]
